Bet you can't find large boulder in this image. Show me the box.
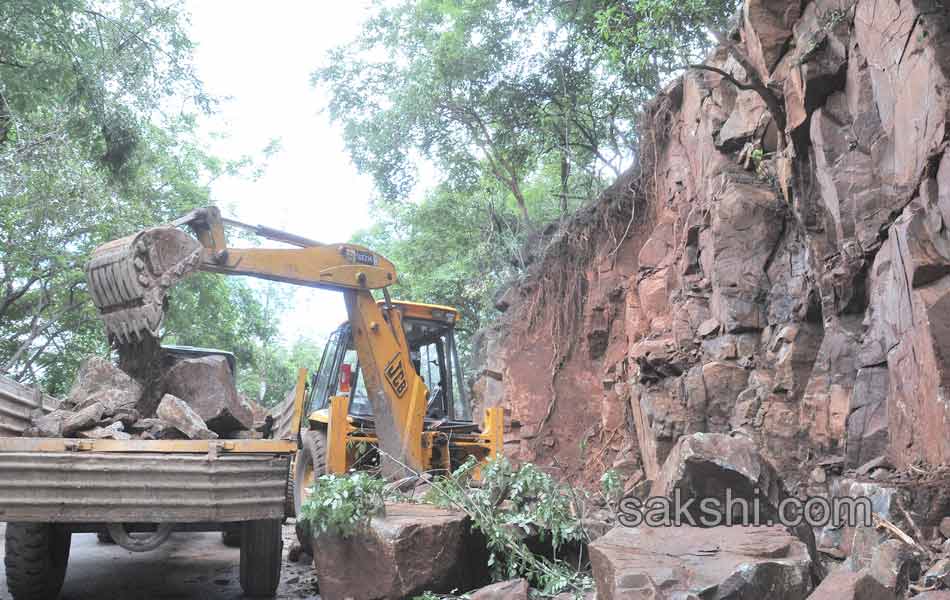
[155,394,217,440]
[163,356,253,434]
[312,503,489,600]
[66,356,142,410]
[589,524,813,599]
[62,402,106,436]
[652,433,785,522]
[650,433,819,572]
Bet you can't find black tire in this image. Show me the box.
[221,525,241,548]
[239,519,282,597]
[4,523,71,600]
[294,428,328,553]
[284,457,296,519]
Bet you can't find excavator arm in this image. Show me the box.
[86,206,428,474]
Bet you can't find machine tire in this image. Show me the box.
[239,519,282,597]
[4,523,71,600]
[294,428,328,553]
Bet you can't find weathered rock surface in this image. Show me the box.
[651,432,818,566]
[163,356,253,434]
[22,409,69,438]
[468,578,529,600]
[867,539,920,594]
[651,433,785,516]
[77,422,132,441]
[155,394,217,440]
[590,524,813,600]
[66,356,143,409]
[470,0,950,494]
[924,558,950,589]
[62,402,106,436]
[311,503,489,600]
[806,568,896,600]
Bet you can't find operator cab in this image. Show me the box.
[306,301,473,426]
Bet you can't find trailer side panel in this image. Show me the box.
[0,452,289,523]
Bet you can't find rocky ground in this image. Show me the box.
[0,522,319,600]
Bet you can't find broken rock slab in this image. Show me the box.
[805,568,896,600]
[868,539,921,594]
[66,356,142,409]
[77,422,131,441]
[312,503,489,600]
[23,409,69,438]
[651,433,785,519]
[924,558,950,588]
[468,578,529,600]
[163,356,253,434]
[62,402,106,436]
[75,388,139,417]
[156,394,217,440]
[589,524,813,600]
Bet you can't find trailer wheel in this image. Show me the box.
[4,523,71,600]
[239,519,282,597]
[284,457,297,518]
[294,428,327,552]
[221,524,241,547]
[96,529,115,544]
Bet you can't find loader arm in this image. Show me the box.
[86,206,428,475]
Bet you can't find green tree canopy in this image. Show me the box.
[314,0,647,223]
[323,0,733,358]
[0,0,307,400]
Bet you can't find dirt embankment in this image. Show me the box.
[472,0,950,495]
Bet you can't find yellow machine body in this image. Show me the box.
[85,206,502,480]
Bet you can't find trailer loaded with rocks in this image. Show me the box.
[0,347,305,600]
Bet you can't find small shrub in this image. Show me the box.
[600,468,623,510]
[425,456,593,595]
[298,471,386,538]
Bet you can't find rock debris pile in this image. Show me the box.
[23,354,265,441]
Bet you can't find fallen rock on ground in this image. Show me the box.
[806,568,896,600]
[156,394,217,440]
[650,432,819,566]
[468,578,529,600]
[867,539,920,594]
[589,524,813,599]
[312,503,489,600]
[163,356,253,434]
[924,558,950,588]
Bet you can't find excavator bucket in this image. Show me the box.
[85,227,204,345]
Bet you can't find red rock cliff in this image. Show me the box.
[472,0,950,489]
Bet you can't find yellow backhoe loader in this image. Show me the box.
[86,205,503,492]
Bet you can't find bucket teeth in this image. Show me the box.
[86,226,203,345]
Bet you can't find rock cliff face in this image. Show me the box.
[473,0,950,490]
